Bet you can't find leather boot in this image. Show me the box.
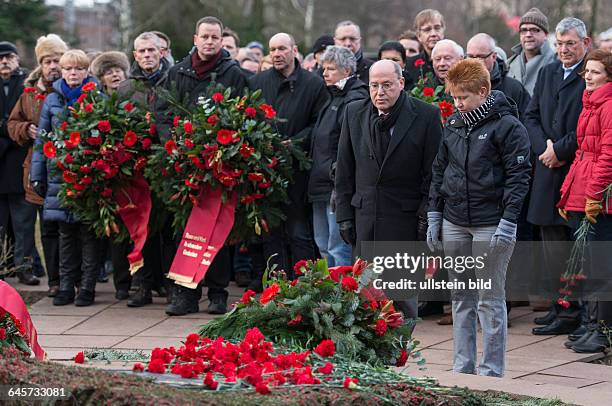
[75,289,95,306]
[165,285,200,316]
[53,290,75,306]
[534,309,557,325]
[565,328,595,349]
[17,270,40,286]
[127,286,153,307]
[532,318,579,335]
[572,330,610,353]
[207,293,228,315]
[568,325,589,341]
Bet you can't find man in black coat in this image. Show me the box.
[404,9,446,91]
[0,41,38,286]
[333,21,374,84]
[160,16,248,317]
[248,33,329,280]
[335,60,442,318]
[466,33,531,120]
[526,17,591,336]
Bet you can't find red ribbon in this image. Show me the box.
[0,281,46,360]
[115,174,152,275]
[168,186,236,288]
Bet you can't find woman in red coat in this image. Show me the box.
[558,49,612,353]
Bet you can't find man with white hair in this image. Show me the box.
[597,28,612,52]
[335,60,442,320]
[526,17,591,339]
[467,33,530,119]
[431,39,464,86]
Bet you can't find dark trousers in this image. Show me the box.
[111,240,131,292]
[132,231,168,290]
[40,211,60,287]
[0,193,37,270]
[58,222,102,292]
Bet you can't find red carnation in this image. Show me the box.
[76,94,87,104]
[183,121,193,134]
[414,58,425,67]
[147,358,166,374]
[101,188,113,197]
[82,82,97,92]
[35,93,46,101]
[247,172,264,182]
[124,102,134,112]
[422,87,435,97]
[212,92,224,103]
[239,143,255,158]
[343,377,359,389]
[396,349,408,367]
[293,259,308,275]
[141,138,152,150]
[43,141,56,158]
[81,176,93,185]
[64,154,74,164]
[86,136,102,146]
[204,372,218,389]
[374,319,388,336]
[260,103,276,119]
[173,115,181,127]
[266,156,279,168]
[258,181,271,188]
[149,124,157,136]
[287,314,303,326]
[98,120,111,133]
[557,298,571,309]
[74,351,85,364]
[438,100,454,118]
[241,289,256,305]
[123,130,137,147]
[184,138,195,149]
[0,328,5,340]
[317,362,334,374]
[165,140,177,155]
[260,284,280,304]
[79,165,91,174]
[216,129,236,145]
[132,362,145,372]
[63,171,77,183]
[60,121,68,131]
[255,382,271,395]
[85,103,93,113]
[69,131,81,145]
[207,114,219,125]
[341,276,359,292]
[245,107,257,118]
[314,339,336,357]
[24,87,37,93]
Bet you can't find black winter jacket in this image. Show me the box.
[307,76,368,202]
[355,52,374,85]
[428,90,532,226]
[157,49,248,141]
[490,58,531,121]
[0,67,27,194]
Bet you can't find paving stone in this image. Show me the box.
[517,373,605,388]
[431,332,554,351]
[38,334,128,349]
[30,315,88,334]
[29,296,114,316]
[44,347,85,361]
[539,361,612,381]
[112,336,187,351]
[63,308,166,336]
[136,318,203,338]
[507,340,592,363]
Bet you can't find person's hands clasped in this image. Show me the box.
[539,139,566,168]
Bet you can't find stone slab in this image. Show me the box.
[38,334,128,349]
[112,336,188,351]
[30,315,88,335]
[136,318,202,338]
[539,361,612,381]
[63,308,166,336]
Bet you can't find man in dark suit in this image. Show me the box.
[525,17,591,336]
[335,59,442,318]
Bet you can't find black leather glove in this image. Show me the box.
[338,220,356,246]
[417,215,428,241]
[32,181,47,198]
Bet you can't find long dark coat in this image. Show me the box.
[0,67,27,194]
[335,95,442,255]
[525,60,585,226]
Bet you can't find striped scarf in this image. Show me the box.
[460,93,495,130]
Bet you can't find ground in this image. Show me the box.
[8,275,612,406]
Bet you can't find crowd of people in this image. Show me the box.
[0,7,611,378]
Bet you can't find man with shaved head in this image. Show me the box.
[467,33,530,119]
[248,32,329,289]
[335,60,443,319]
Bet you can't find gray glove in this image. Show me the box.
[489,219,517,254]
[426,212,443,252]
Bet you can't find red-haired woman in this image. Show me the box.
[427,59,532,377]
[558,49,612,353]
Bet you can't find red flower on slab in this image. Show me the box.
[313,339,335,357]
[74,351,85,364]
[395,349,408,367]
[343,377,359,389]
[132,363,145,372]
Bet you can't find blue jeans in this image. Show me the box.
[0,193,37,270]
[312,201,352,267]
[442,219,514,377]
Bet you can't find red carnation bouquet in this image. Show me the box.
[409,59,455,123]
[39,82,154,272]
[200,259,420,366]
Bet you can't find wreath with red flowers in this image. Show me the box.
[39,82,154,241]
[146,87,298,241]
[0,307,30,355]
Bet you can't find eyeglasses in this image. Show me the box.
[556,40,579,48]
[369,82,396,92]
[466,51,494,60]
[0,54,16,61]
[519,27,542,34]
[419,24,443,34]
[335,36,360,43]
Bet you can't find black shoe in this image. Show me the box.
[47,286,60,297]
[572,331,610,353]
[418,301,444,317]
[235,272,252,288]
[165,285,200,316]
[534,309,557,325]
[115,289,129,300]
[153,285,168,298]
[75,289,95,306]
[53,290,75,306]
[565,329,595,349]
[532,318,579,335]
[127,287,153,307]
[568,325,589,341]
[207,296,228,314]
[17,270,40,286]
